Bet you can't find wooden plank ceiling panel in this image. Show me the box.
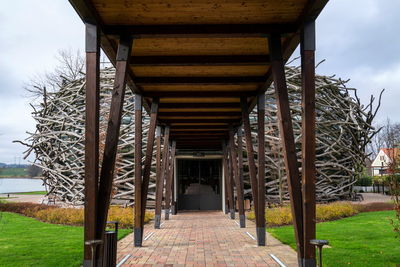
[132,65,269,77]
[130,38,269,56]
[92,0,308,25]
[70,0,328,149]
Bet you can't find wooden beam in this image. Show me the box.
[241,97,259,226]
[237,126,245,228]
[301,20,317,267]
[144,91,255,98]
[160,112,242,117]
[256,94,266,246]
[164,141,176,220]
[154,126,163,229]
[102,23,297,38]
[134,94,143,247]
[159,119,240,124]
[84,22,100,266]
[140,99,159,233]
[130,55,270,66]
[96,36,132,245]
[159,103,239,109]
[171,125,229,129]
[136,76,265,85]
[269,33,304,262]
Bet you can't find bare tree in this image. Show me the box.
[24,49,85,101]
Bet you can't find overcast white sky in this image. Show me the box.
[0,0,399,164]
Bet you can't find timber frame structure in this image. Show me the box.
[69,1,329,266]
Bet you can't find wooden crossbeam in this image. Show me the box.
[130,55,270,66]
[159,103,240,109]
[170,125,229,130]
[240,97,259,226]
[269,33,304,261]
[136,76,265,85]
[96,37,132,245]
[134,94,143,247]
[84,22,100,265]
[154,126,163,229]
[171,135,227,139]
[102,23,297,38]
[144,91,256,98]
[301,20,317,267]
[140,99,159,233]
[160,111,241,116]
[160,119,240,124]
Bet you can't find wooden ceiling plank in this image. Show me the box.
[103,24,297,38]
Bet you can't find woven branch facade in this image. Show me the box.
[21,66,379,206]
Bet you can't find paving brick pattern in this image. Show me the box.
[117,211,297,266]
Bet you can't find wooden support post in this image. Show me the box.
[134,94,143,247]
[140,99,159,235]
[96,37,132,244]
[241,98,259,226]
[84,22,100,267]
[269,33,304,263]
[301,20,317,267]
[224,178,229,214]
[161,128,171,219]
[229,128,244,223]
[164,140,176,220]
[237,126,246,228]
[223,140,235,219]
[257,94,266,246]
[171,161,176,215]
[154,126,163,229]
[228,146,235,219]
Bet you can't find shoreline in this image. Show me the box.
[0,176,41,179]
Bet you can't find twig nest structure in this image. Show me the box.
[20,66,379,205]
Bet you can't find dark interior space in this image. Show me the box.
[177,159,222,211]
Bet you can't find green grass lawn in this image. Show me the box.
[268,211,400,267]
[0,168,29,178]
[0,212,132,267]
[12,191,47,195]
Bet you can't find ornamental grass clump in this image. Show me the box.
[0,202,153,228]
[247,201,359,227]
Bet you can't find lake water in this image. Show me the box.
[0,178,45,194]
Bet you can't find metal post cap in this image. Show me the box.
[310,239,329,246]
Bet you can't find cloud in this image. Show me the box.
[347,63,400,123]
[0,1,83,163]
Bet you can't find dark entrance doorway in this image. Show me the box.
[177,159,222,210]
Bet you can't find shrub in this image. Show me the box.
[0,202,153,228]
[355,176,373,186]
[247,202,359,227]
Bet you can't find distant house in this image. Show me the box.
[371,148,399,175]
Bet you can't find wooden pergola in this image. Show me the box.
[68,1,328,266]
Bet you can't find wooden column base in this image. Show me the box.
[256,227,266,246]
[134,227,142,247]
[302,258,316,267]
[154,215,161,229]
[239,214,246,228]
[165,209,170,220]
[230,209,235,219]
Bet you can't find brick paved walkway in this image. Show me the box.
[117,211,297,266]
